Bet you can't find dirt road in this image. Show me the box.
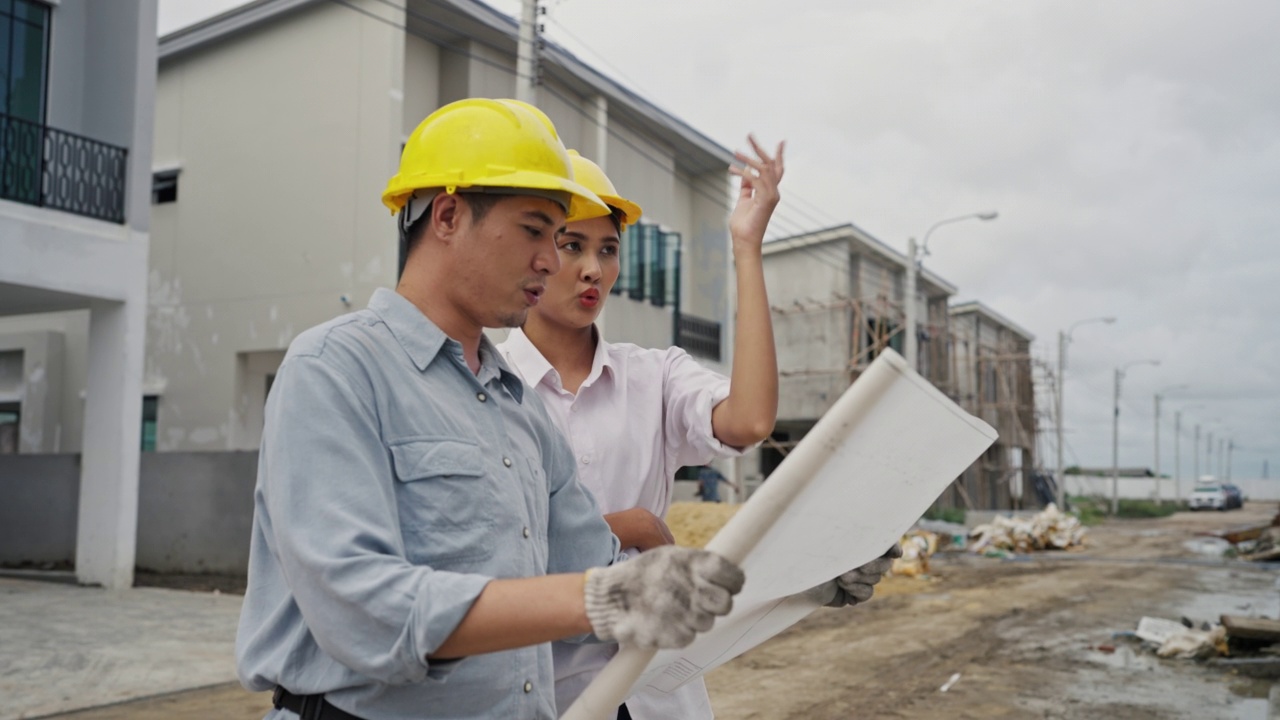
[49,504,1280,719]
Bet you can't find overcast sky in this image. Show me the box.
[158,0,1279,480]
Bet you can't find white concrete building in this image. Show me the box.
[143,0,734,453]
[0,0,158,587]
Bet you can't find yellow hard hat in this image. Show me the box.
[382,98,610,222]
[565,150,643,230]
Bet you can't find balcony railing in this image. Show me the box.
[676,313,722,362]
[0,113,128,224]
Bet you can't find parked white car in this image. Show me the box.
[1189,484,1227,511]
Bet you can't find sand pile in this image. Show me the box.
[666,501,740,548]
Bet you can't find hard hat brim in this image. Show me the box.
[383,169,610,223]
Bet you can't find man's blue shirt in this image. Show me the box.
[235,288,619,719]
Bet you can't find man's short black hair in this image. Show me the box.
[403,192,506,259]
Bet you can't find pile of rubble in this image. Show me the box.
[969,503,1087,555]
[891,530,939,578]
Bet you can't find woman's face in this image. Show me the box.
[534,214,621,330]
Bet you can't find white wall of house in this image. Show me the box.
[0,0,158,588]
[148,1,405,450]
[139,0,732,453]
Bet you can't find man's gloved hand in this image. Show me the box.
[825,543,903,608]
[584,545,745,649]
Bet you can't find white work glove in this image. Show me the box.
[825,543,903,608]
[584,545,745,649]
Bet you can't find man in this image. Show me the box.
[235,98,745,720]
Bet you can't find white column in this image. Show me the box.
[76,294,146,588]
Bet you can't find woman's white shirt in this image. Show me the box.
[497,327,745,720]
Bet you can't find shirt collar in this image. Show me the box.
[502,326,557,388]
[368,288,524,403]
[503,325,615,392]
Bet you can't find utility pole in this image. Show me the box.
[1112,359,1158,514]
[1206,431,1214,478]
[1153,394,1161,501]
[1226,440,1234,481]
[1111,368,1121,515]
[1173,411,1181,501]
[1194,424,1201,479]
[1056,331,1066,508]
[515,0,542,105]
[1218,437,1226,479]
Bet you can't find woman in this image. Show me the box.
[497,138,783,720]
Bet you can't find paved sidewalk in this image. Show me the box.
[0,578,244,720]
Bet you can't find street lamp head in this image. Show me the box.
[1101,317,1117,324]
[977,211,998,221]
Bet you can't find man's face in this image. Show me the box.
[449,195,566,329]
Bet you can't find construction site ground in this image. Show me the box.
[10,502,1279,720]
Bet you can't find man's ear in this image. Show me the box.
[430,193,463,243]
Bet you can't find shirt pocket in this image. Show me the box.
[390,438,498,566]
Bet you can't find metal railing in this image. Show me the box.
[676,313,722,362]
[0,113,129,224]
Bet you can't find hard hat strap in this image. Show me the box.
[399,187,572,234]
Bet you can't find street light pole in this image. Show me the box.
[1055,317,1117,509]
[904,211,997,369]
[1112,359,1160,515]
[1193,424,1200,478]
[1174,411,1181,501]
[1153,385,1188,503]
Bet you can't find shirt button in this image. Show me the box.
[503,457,513,468]
[476,392,487,403]
[522,526,530,538]
[523,681,533,693]
[580,454,591,465]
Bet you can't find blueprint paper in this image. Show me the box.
[631,352,998,696]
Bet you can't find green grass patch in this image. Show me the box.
[922,506,966,525]
[1068,495,1187,523]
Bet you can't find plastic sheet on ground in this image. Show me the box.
[968,503,1087,554]
[1135,616,1228,660]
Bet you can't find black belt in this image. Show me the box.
[273,687,365,720]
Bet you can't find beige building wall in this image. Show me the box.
[23,0,732,453]
[148,1,405,450]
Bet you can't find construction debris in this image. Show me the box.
[1195,512,1280,562]
[1134,616,1227,659]
[1221,615,1280,643]
[968,503,1086,555]
[891,531,939,578]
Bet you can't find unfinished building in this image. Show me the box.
[943,301,1037,511]
[759,225,1039,510]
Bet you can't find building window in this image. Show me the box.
[613,221,681,308]
[675,313,721,361]
[141,395,158,452]
[0,0,51,206]
[0,0,51,123]
[0,401,19,454]
[152,169,179,204]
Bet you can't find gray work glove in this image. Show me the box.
[825,543,903,608]
[584,545,745,649]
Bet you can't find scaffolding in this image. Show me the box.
[769,293,1039,511]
